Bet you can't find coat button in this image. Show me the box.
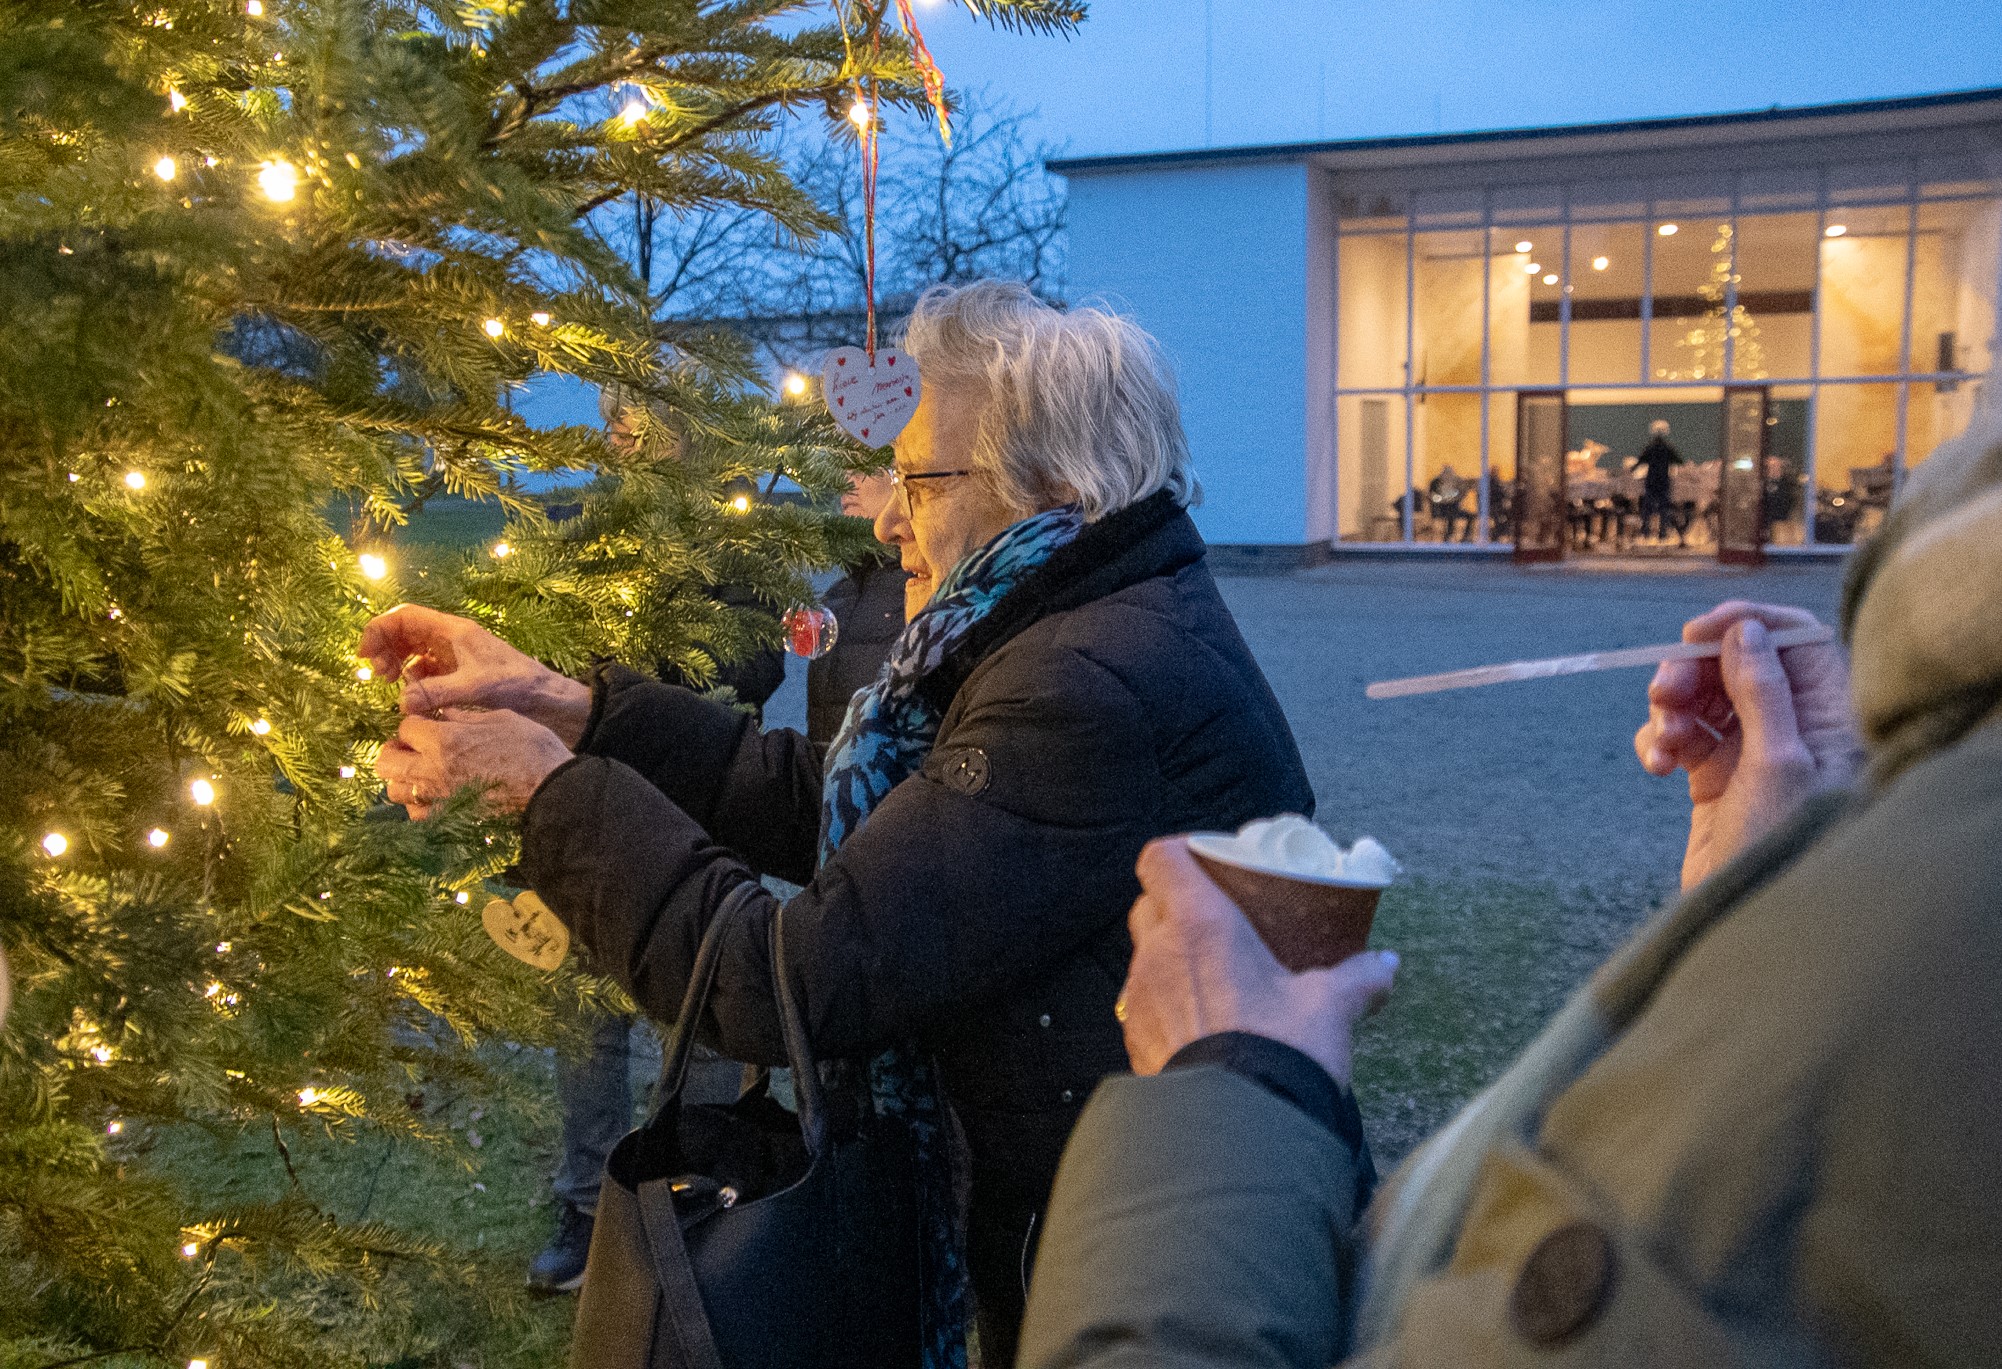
[1039,1014,1052,1028]
[1509,1222,1619,1349]
[944,747,990,796]
[1060,1089,1074,1103]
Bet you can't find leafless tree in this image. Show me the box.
[603,95,1067,372]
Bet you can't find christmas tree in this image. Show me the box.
[1659,221,1767,383]
[0,0,1080,1363]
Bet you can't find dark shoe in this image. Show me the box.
[527,1201,594,1294]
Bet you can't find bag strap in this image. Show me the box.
[638,1172,727,1369]
[770,904,828,1155]
[648,880,763,1127]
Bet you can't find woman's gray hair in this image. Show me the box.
[900,281,1197,521]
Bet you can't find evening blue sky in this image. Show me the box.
[518,1,2001,434]
[913,0,2002,157]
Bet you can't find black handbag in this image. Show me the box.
[569,882,921,1369]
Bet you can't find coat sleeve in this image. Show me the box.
[519,639,1164,1062]
[575,662,824,885]
[1017,1067,1366,1369]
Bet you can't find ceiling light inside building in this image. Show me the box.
[1657,223,1678,236]
[1524,261,1540,274]
[1592,255,1609,270]
[1514,240,1533,254]
[1825,223,1848,238]
[1542,273,1559,285]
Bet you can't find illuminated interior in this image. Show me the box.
[1333,168,2000,547]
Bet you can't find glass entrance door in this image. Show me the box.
[1717,386,1770,565]
[1513,391,1568,562]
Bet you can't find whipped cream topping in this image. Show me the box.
[1194,814,1401,887]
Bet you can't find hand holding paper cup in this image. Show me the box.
[1186,815,1400,971]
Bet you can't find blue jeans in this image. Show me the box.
[552,1011,645,1216]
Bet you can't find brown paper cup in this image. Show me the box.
[1192,852,1383,972]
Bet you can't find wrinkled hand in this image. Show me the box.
[1635,601,1862,890]
[1120,837,1399,1087]
[358,604,591,746]
[374,708,574,820]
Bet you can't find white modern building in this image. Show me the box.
[1052,88,2002,565]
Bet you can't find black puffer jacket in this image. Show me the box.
[518,491,1312,1358]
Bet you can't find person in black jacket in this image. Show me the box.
[363,281,1313,1366]
[808,471,911,754]
[1635,419,1687,543]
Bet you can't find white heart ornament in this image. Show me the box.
[482,891,569,971]
[821,347,920,449]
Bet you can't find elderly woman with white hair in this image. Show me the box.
[361,280,1313,1362]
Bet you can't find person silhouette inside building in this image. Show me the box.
[1635,419,1686,545]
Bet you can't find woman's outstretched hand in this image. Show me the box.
[1635,600,1862,890]
[1119,837,1399,1087]
[358,604,591,746]
[374,707,573,820]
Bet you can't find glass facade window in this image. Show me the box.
[1331,159,2001,551]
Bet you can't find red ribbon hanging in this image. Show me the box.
[892,0,952,147]
[839,0,952,361]
[859,73,881,359]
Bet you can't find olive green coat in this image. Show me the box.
[1019,413,2002,1369]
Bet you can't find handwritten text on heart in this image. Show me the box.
[821,347,920,449]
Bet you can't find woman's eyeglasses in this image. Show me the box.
[889,467,974,516]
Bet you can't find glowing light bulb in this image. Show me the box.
[91,1045,113,1063]
[108,605,123,620]
[154,156,178,182]
[181,1242,200,1258]
[124,470,147,490]
[257,160,298,202]
[106,1119,125,1135]
[41,832,69,857]
[782,372,809,398]
[354,664,372,681]
[205,981,223,998]
[1657,222,1678,236]
[729,494,752,513]
[1523,261,1540,275]
[1592,255,1609,271]
[357,553,388,580]
[189,1359,210,1369]
[1825,223,1847,238]
[338,765,357,779]
[454,891,471,905]
[620,98,647,127]
[297,1087,321,1107]
[490,540,511,559]
[530,311,551,326]
[1542,273,1559,285]
[147,828,171,848]
[168,90,187,112]
[482,317,504,338]
[847,99,872,129]
[250,718,271,735]
[216,941,231,953]
[245,0,262,12]
[68,472,79,481]
[1514,240,1533,254]
[190,778,216,806]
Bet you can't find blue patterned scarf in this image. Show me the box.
[818,504,1086,1368]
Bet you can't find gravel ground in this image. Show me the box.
[767,553,1851,1164]
[1217,557,1847,892]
